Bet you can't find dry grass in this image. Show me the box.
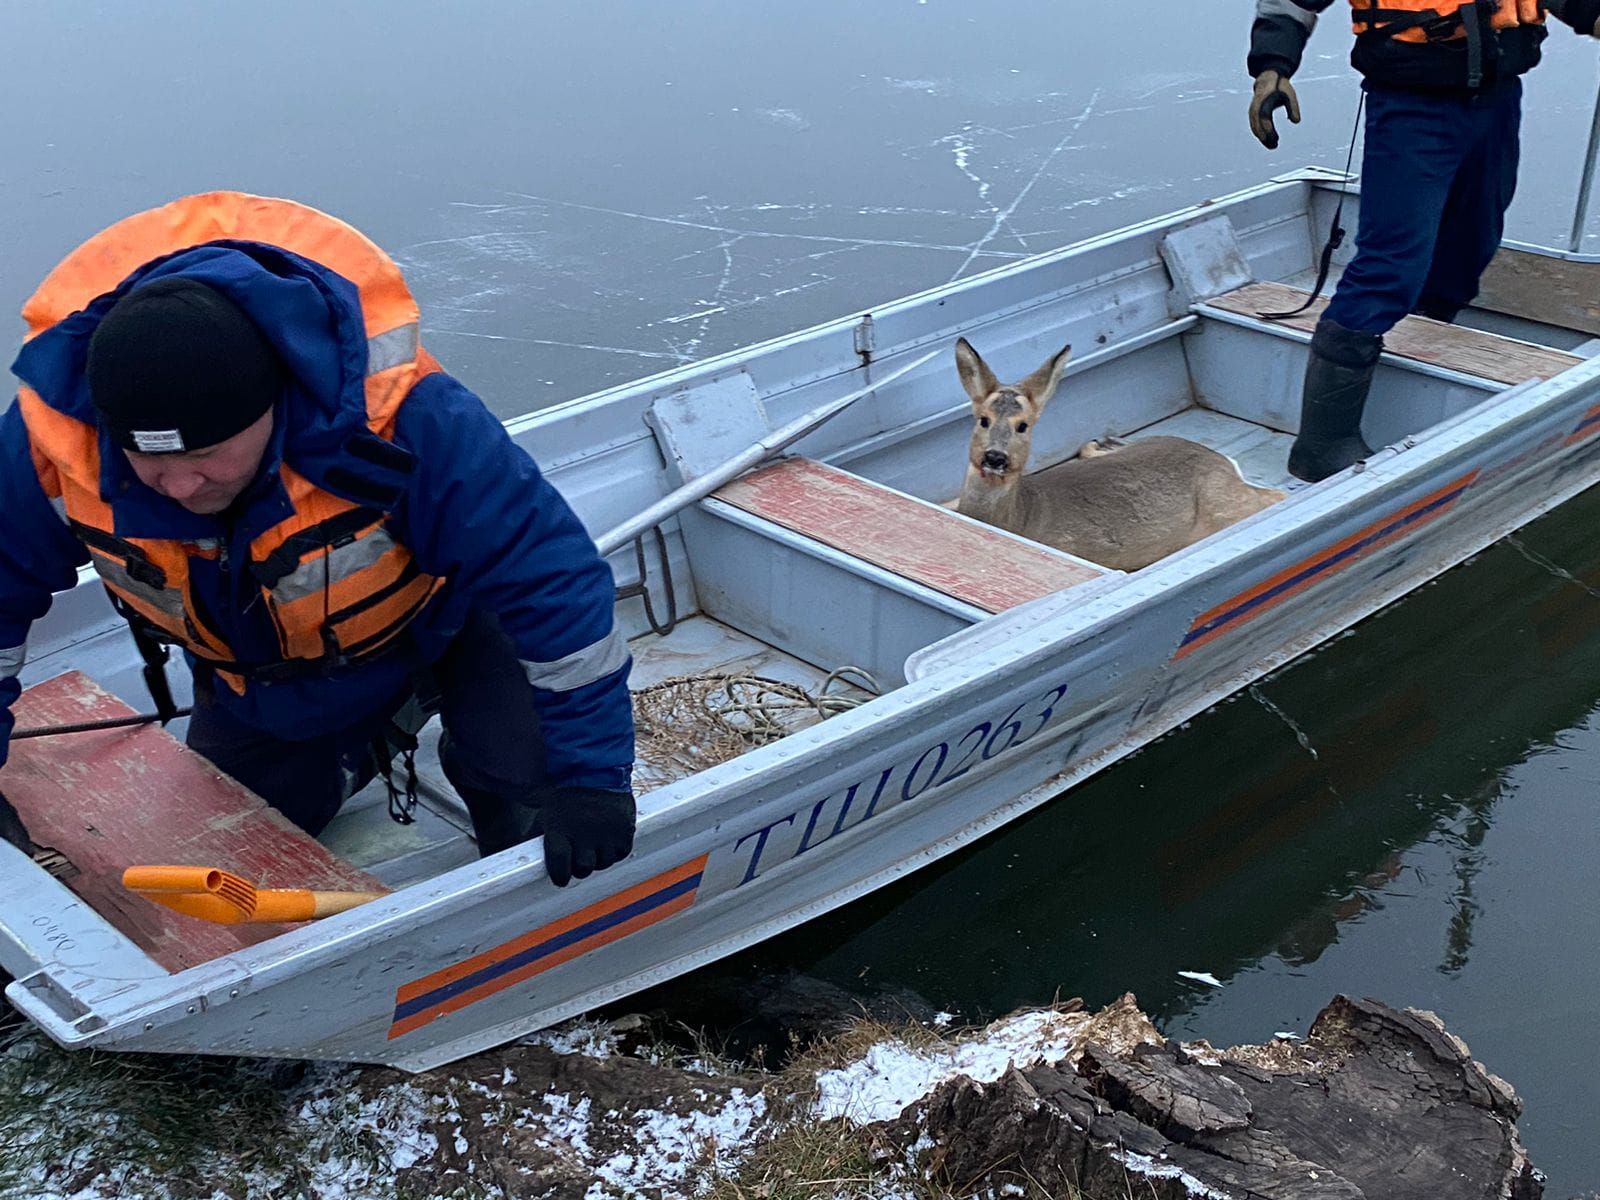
[0,1025,313,1198]
[632,668,877,791]
[780,1011,957,1083]
[698,1109,891,1200]
[697,1107,1115,1200]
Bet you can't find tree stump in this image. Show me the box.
[907,995,1541,1199]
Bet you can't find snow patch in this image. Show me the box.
[526,1092,596,1156]
[584,1088,768,1197]
[1114,1150,1234,1200]
[295,1076,441,1182]
[523,1018,622,1058]
[814,1009,1089,1125]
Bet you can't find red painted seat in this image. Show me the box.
[4,671,387,972]
[713,458,1104,614]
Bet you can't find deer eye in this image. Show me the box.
[1016,422,1029,433]
[979,417,991,429]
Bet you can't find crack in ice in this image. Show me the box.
[472,193,1024,260]
[426,328,683,361]
[949,88,1103,282]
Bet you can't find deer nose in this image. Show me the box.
[982,450,1009,471]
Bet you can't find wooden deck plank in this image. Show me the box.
[714,458,1102,614]
[3,672,386,972]
[1206,282,1583,386]
[1478,247,1600,338]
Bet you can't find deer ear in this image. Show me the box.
[1020,341,1073,411]
[955,337,1000,407]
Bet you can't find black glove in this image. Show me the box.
[537,786,636,888]
[0,788,35,856]
[1249,70,1301,151]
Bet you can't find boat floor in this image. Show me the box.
[1122,408,1295,492]
[322,614,865,887]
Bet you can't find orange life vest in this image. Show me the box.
[1349,0,1545,43]
[16,192,447,694]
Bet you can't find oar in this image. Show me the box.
[596,347,940,556]
[123,865,386,925]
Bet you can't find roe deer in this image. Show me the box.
[954,337,1285,571]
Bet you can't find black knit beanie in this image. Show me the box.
[86,277,283,454]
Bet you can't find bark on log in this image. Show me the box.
[907,994,1541,1199]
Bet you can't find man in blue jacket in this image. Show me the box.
[1248,0,1600,482]
[0,193,636,888]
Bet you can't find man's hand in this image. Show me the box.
[1250,70,1302,150]
[0,788,35,855]
[537,787,636,888]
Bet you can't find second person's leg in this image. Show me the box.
[1413,78,1522,323]
[1292,86,1477,482]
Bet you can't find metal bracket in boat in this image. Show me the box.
[1270,164,1357,188]
[854,313,875,366]
[1160,216,1253,314]
[612,526,679,637]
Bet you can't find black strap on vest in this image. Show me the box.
[110,598,182,725]
[1351,0,1501,88]
[375,725,421,825]
[249,505,385,589]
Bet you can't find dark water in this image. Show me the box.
[8,2,1600,1192]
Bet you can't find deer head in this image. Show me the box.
[955,337,1073,488]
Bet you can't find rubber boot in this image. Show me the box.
[1288,318,1381,484]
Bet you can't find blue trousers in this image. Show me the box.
[186,610,546,838]
[1324,78,1522,336]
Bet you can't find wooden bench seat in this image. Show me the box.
[4,672,387,972]
[713,457,1105,614]
[1206,282,1583,386]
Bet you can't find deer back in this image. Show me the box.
[1015,437,1281,571]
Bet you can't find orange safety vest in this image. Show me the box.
[1350,0,1545,43]
[16,192,447,694]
